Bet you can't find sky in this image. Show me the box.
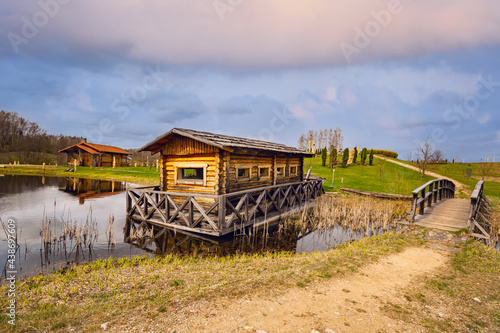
[1,0,499,162]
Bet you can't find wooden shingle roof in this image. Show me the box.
[139,128,313,156]
[59,142,131,155]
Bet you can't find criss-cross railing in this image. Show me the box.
[126,178,324,236]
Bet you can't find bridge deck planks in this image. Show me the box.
[414,198,470,232]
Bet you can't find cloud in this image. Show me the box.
[217,94,287,118]
[1,1,500,68]
[144,86,208,123]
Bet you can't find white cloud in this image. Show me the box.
[3,1,500,68]
[325,87,338,102]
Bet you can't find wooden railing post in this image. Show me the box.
[427,182,433,208]
[433,181,438,204]
[189,197,194,226]
[438,180,443,201]
[144,192,148,216]
[419,188,425,215]
[126,189,131,213]
[218,195,225,230]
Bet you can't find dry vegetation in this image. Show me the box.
[307,194,410,233]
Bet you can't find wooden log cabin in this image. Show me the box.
[126,128,324,237]
[59,141,131,167]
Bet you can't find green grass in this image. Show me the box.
[0,165,160,185]
[307,156,435,194]
[0,231,424,332]
[425,162,500,199]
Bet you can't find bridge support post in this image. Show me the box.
[419,188,425,215]
[427,182,433,208]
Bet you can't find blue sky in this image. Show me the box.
[1,0,499,162]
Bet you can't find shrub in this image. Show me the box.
[321,147,327,166]
[369,149,374,166]
[370,149,398,158]
[342,148,349,168]
[353,147,358,164]
[360,147,368,165]
[329,147,337,168]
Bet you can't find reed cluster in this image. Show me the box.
[39,207,99,264]
[305,194,410,233]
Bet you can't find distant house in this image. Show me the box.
[59,141,131,167]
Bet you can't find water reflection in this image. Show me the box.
[61,178,124,204]
[124,218,313,257]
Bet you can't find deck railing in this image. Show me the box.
[126,178,324,236]
[410,179,455,222]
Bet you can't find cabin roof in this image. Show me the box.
[59,142,131,155]
[139,128,314,156]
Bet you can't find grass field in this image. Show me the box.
[425,162,500,199]
[0,165,160,185]
[307,156,435,194]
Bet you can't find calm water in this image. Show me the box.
[0,175,389,278]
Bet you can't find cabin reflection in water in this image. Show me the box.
[123,218,314,256]
[61,178,125,204]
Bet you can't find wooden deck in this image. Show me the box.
[126,177,324,237]
[413,198,470,232]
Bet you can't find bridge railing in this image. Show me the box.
[469,180,492,240]
[410,179,455,222]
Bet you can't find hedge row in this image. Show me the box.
[371,149,398,158]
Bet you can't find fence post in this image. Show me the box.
[218,195,225,231]
[419,188,425,215]
[433,181,438,204]
[427,182,433,208]
[439,180,443,201]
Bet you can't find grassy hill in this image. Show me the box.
[308,156,435,195]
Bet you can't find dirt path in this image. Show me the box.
[376,156,468,194]
[113,246,450,333]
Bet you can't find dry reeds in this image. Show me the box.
[39,206,100,265]
[304,194,410,234]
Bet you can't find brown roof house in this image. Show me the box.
[59,141,131,167]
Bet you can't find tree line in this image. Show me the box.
[0,110,84,164]
[297,128,343,153]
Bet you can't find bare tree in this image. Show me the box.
[378,158,385,183]
[431,149,445,163]
[297,134,306,150]
[416,137,434,182]
[478,162,493,181]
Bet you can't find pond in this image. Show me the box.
[0,175,395,278]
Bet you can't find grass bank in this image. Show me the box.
[381,237,500,332]
[1,231,423,331]
[0,165,159,186]
[307,156,435,194]
[425,162,500,200]
[2,228,500,332]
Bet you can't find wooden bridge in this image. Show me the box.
[403,179,492,239]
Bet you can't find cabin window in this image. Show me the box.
[276,166,285,177]
[174,163,207,186]
[259,167,270,179]
[237,168,250,181]
[179,168,204,180]
[290,166,297,176]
